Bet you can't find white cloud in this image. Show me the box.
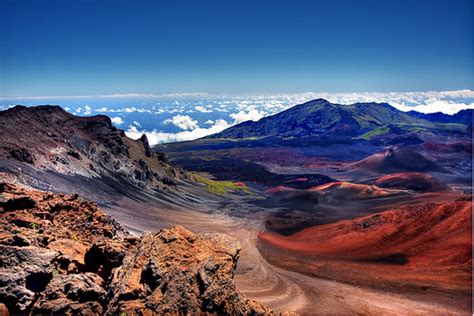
[163,114,199,130]
[195,105,213,113]
[276,90,474,115]
[209,90,474,116]
[83,105,92,115]
[229,109,266,124]
[7,90,472,145]
[111,117,124,125]
[125,119,231,145]
[391,99,474,115]
[132,121,141,127]
[123,107,151,113]
[3,90,472,116]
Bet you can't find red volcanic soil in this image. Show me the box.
[307,181,404,198]
[375,172,451,192]
[262,181,412,237]
[266,181,404,199]
[233,181,247,187]
[265,186,296,194]
[259,198,472,299]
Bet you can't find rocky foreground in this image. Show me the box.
[0,182,271,315]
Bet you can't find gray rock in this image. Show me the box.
[0,246,57,312]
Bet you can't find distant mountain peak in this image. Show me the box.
[206,99,437,140]
[206,98,472,140]
[299,98,331,105]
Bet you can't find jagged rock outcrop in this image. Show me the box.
[107,227,269,314]
[0,182,271,315]
[140,133,153,157]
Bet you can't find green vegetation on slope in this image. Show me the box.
[357,126,390,140]
[190,173,250,195]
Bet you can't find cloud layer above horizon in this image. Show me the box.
[1,90,473,145]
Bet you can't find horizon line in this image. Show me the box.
[1,89,474,100]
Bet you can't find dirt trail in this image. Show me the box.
[231,225,466,315]
[233,227,308,312]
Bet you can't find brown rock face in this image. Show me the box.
[33,273,106,314]
[107,226,269,314]
[0,183,270,315]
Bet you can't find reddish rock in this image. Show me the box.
[33,273,106,314]
[47,239,88,266]
[0,183,271,315]
[107,226,270,314]
[0,303,9,316]
[0,195,36,212]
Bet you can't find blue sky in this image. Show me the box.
[1,0,473,97]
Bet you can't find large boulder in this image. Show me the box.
[47,239,88,266]
[32,273,106,314]
[0,246,57,313]
[107,226,271,315]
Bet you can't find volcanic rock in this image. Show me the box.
[0,182,270,315]
[0,105,188,192]
[140,134,152,157]
[0,245,57,312]
[107,226,269,314]
[33,273,106,314]
[47,239,88,266]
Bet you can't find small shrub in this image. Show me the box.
[28,222,39,229]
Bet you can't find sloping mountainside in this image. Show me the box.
[374,172,451,192]
[0,182,270,315]
[0,106,223,218]
[0,105,185,192]
[348,147,448,174]
[259,197,471,298]
[205,98,462,139]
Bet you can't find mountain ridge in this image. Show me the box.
[0,105,195,204]
[205,98,468,140]
[407,108,473,125]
